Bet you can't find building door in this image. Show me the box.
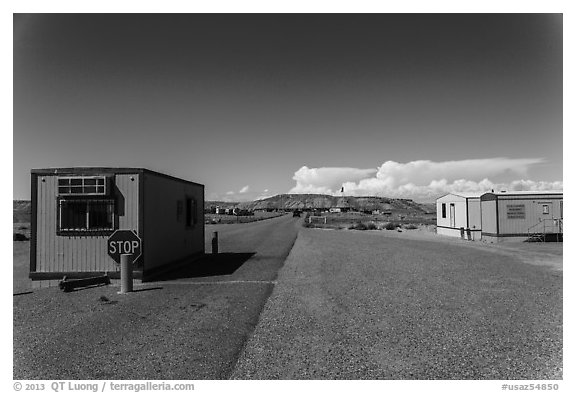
[450,203,456,227]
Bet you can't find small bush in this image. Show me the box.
[366,222,378,230]
[384,222,396,230]
[404,224,418,230]
[349,222,368,230]
[13,233,28,241]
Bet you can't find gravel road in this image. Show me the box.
[13,214,300,379]
[231,228,562,379]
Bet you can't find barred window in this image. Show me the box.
[58,199,115,234]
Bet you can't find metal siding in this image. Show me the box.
[436,195,468,229]
[498,197,563,235]
[116,174,139,232]
[37,175,52,272]
[45,182,51,272]
[454,201,467,228]
[78,237,86,271]
[480,199,497,234]
[468,199,482,230]
[37,177,45,271]
[111,174,139,272]
[436,202,446,227]
[35,173,139,273]
[142,172,204,272]
[436,195,456,228]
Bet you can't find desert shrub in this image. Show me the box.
[366,222,378,230]
[13,233,28,241]
[384,222,396,230]
[349,222,368,230]
[404,224,418,230]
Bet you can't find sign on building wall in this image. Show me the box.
[506,204,526,219]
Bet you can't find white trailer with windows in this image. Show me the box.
[436,192,482,240]
[30,167,204,281]
[480,191,563,242]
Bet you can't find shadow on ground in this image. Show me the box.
[150,252,256,281]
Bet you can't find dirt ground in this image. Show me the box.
[13,215,301,380]
[368,227,563,271]
[13,241,32,294]
[233,227,562,379]
[13,219,563,379]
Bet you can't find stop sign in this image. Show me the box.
[108,230,142,264]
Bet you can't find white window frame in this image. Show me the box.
[57,176,108,196]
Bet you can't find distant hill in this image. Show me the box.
[13,200,31,223]
[204,201,239,211]
[16,195,435,223]
[207,194,435,215]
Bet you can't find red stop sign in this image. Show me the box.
[108,230,142,264]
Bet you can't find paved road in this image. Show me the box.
[13,214,300,380]
[232,228,563,379]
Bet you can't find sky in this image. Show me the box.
[13,13,563,202]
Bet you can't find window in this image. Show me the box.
[58,176,108,196]
[542,204,550,215]
[185,197,197,227]
[560,201,563,218]
[58,199,115,234]
[441,203,446,218]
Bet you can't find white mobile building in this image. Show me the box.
[480,190,563,242]
[436,192,482,240]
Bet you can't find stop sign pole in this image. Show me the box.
[120,254,133,294]
[108,230,142,294]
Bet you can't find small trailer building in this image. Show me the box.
[480,190,563,242]
[436,192,482,240]
[30,167,204,281]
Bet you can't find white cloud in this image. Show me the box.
[289,166,377,194]
[210,188,275,203]
[373,158,542,187]
[289,158,561,201]
[239,185,250,194]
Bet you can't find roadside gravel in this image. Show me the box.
[231,228,562,379]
